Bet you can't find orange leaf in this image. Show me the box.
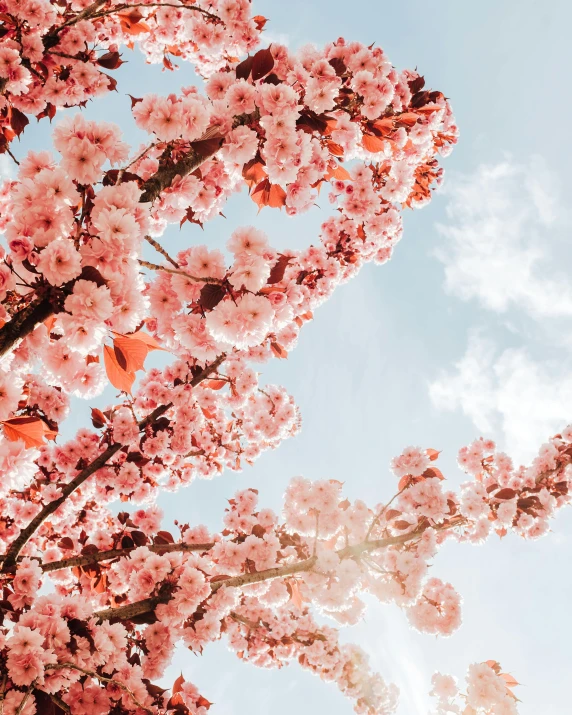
[326,140,344,157]
[103,344,136,394]
[362,134,385,153]
[270,342,288,359]
[113,336,149,373]
[251,179,286,210]
[396,112,418,127]
[2,417,54,449]
[252,14,268,30]
[204,379,227,390]
[423,466,445,480]
[112,330,166,373]
[325,163,351,181]
[426,448,441,461]
[172,674,185,694]
[500,673,519,688]
[288,580,303,610]
[373,118,395,135]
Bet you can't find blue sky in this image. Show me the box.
[5,0,572,712]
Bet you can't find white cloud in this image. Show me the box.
[435,158,572,318]
[429,331,572,464]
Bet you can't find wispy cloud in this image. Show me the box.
[435,158,571,318]
[430,331,572,464]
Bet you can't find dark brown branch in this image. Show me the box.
[139,141,222,203]
[0,296,54,359]
[1,355,225,571]
[41,541,215,572]
[0,137,222,359]
[95,524,446,622]
[139,259,222,284]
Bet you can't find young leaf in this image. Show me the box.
[251,47,274,81]
[103,344,136,394]
[2,417,55,449]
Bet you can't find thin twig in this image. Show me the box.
[143,235,179,267]
[90,2,220,23]
[139,259,223,284]
[365,486,407,542]
[6,146,19,166]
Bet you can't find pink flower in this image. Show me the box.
[206,293,275,349]
[227,226,269,256]
[391,446,430,479]
[64,279,113,321]
[228,253,270,292]
[36,238,82,286]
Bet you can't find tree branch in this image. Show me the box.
[139,140,222,203]
[0,355,225,571]
[0,137,222,360]
[40,541,215,573]
[139,259,223,284]
[95,522,457,622]
[0,295,55,359]
[143,235,179,267]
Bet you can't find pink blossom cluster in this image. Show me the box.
[1,422,570,713]
[431,661,519,714]
[0,0,262,144]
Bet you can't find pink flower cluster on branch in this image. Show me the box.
[0,428,571,713]
[0,1,548,714]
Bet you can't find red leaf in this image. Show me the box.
[235,55,254,80]
[103,344,136,394]
[423,467,444,480]
[251,179,286,210]
[200,283,225,310]
[114,336,148,373]
[96,51,124,70]
[191,135,223,158]
[10,107,29,137]
[270,342,288,359]
[393,520,414,530]
[398,475,411,491]
[500,673,519,688]
[328,57,347,76]
[58,537,74,550]
[252,15,268,31]
[91,408,107,429]
[172,673,185,694]
[426,448,441,461]
[154,530,174,545]
[251,47,274,81]
[267,255,291,284]
[495,488,517,500]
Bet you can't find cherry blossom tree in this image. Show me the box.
[0,0,564,713]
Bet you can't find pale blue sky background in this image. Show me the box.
[5,1,572,712]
